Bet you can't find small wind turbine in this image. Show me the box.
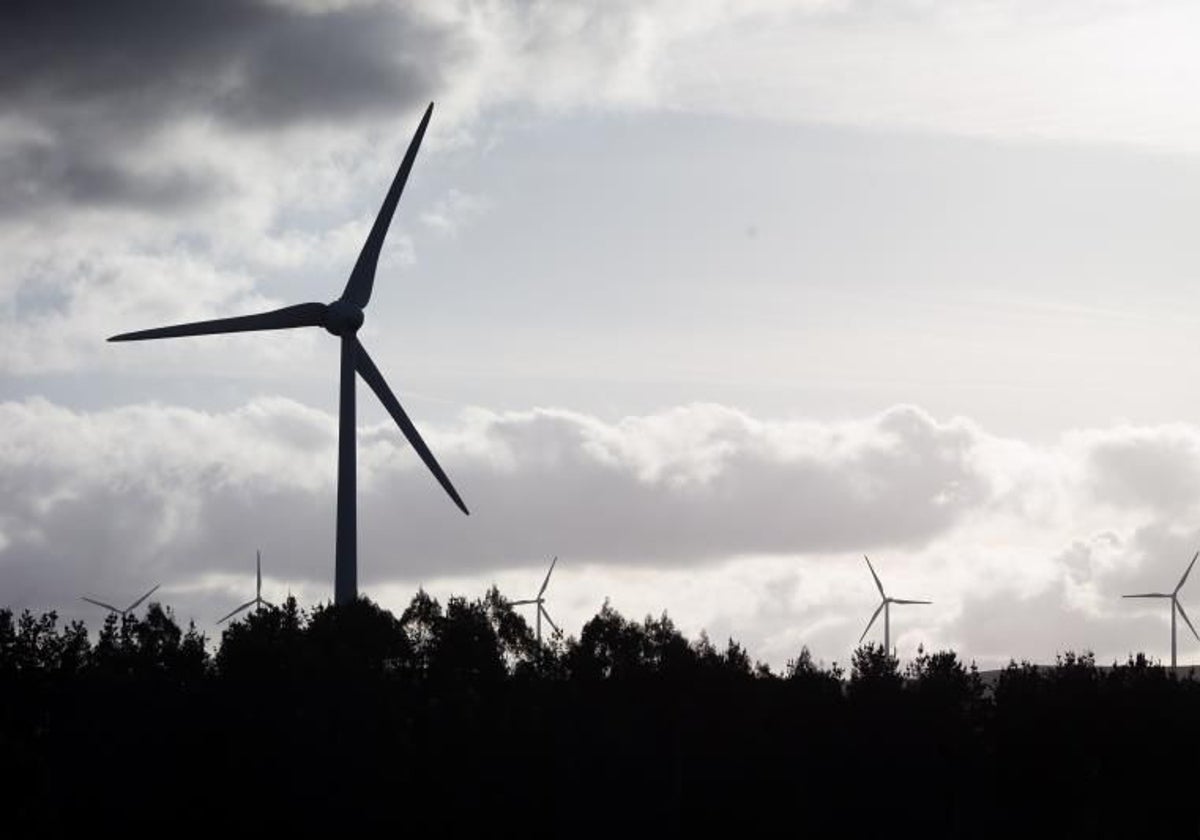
[217,550,274,624]
[511,556,560,646]
[1122,550,1199,669]
[858,555,931,654]
[81,584,161,617]
[107,103,468,607]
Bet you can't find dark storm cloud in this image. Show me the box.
[1,0,453,125]
[1,138,217,212]
[0,0,462,211]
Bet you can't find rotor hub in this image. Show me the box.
[324,299,364,336]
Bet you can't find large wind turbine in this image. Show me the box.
[81,584,161,617]
[217,550,274,624]
[858,555,931,654]
[107,103,468,606]
[1122,550,1200,669]
[511,556,560,646]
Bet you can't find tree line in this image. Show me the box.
[1,591,1195,835]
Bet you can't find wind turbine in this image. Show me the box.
[858,555,931,654]
[511,556,560,646]
[217,550,274,624]
[107,103,468,606]
[1122,550,1199,669]
[81,584,161,617]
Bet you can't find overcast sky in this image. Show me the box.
[5,0,1200,669]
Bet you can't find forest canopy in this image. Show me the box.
[1,591,1195,836]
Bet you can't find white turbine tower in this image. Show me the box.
[81,584,161,617]
[858,556,931,654]
[511,556,560,646]
[218,550,274,624]
[1122,550,1200,669]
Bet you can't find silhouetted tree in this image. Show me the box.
[400,587,442,675]
[643,611,693,675]
[848,642,901,697]
[430,595,506,686]
[566,599,647,680]
[305,595,410,678]
[1,610,90,676]
[483,585,540,670]
[784,645,844,701]
[8,590,1200,836]
[90,611,137,677]
[906,646,984,710]
[217,596,305,680]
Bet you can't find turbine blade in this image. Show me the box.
[341,103,433,309]
[108,302,327,342]
[81,597,121,613]
[217,600,256,624]
[864,555,885,598]
[538,556,558,598]
[540,605,560,635]
[125,584,160,613]
[891,599,932,605]
[1176,600,1200,642]
[859,601,885,644]
[256,549,262,596]
[355,339,469,515]
[1123,593,1171,599]
[260,599,274,609]
[1177,551,1200,594]
[509,599,538,606]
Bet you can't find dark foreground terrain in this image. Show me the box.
[2,592,1196,837]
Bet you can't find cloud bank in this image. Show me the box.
[4,397,1200,667]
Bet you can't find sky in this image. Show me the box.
[5,0,1200,670]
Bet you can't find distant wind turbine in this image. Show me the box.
[81,584,161,617]
[218,550,274,624]
[511,556,560,646]
[1122,550,1199,669]
[858,555,931,654]
[107,103,468,606]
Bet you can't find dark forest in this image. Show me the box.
[2,592,1196,836]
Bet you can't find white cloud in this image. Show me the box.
[5,396,1200,668]
[420,188,490,237]
[416,0,1200,153]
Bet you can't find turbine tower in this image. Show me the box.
[858,555,931,654]
[81,584,161,617]
[217,550,274,624]
[1122,550,1199,669]
[107,104,468,606]
[511,556,560,646]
